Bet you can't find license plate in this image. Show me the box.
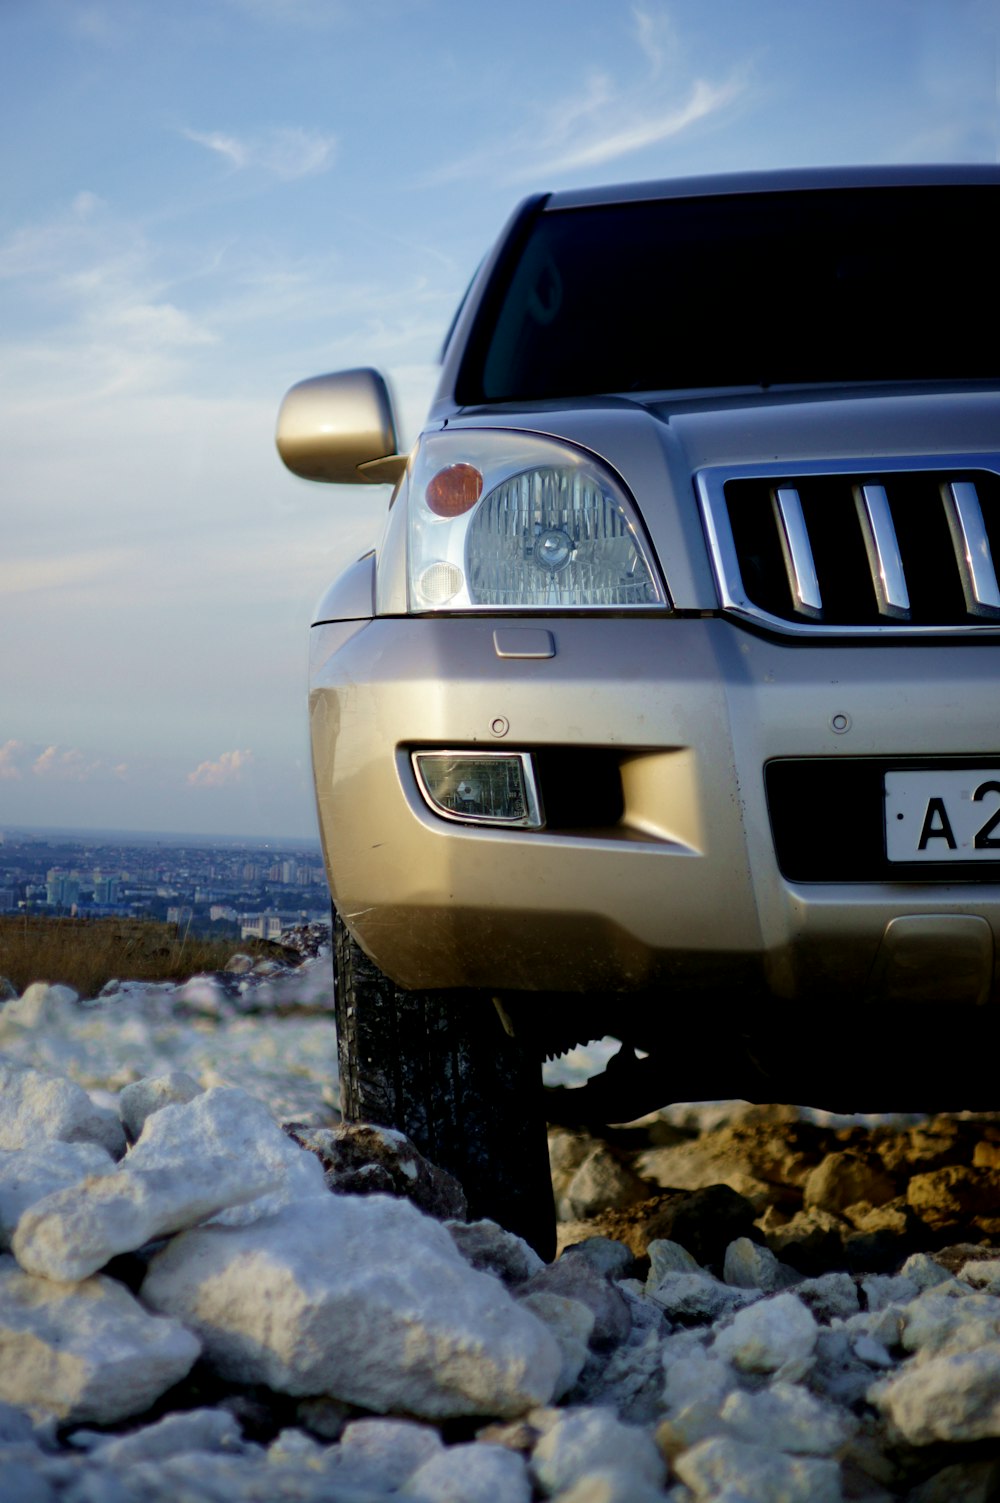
[885,770,1000,862]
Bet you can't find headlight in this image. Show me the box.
[403,431,666,612]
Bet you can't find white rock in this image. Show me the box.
[446,1218,545,1285]
[713,1292,818,1379]
[660,1349,741,1450]
[127,1084,311,1177]
[14,1089,299,1281]
[646,1238,700,1288]
[530,1406,667,1496]
[106,1450,354,1503]
[0,1253,200,1424]
[87,1408,245,1465]
[13,1084,324,1281]
[401,1441,531,1502]
[853,1333,895,1369]
[0,1062,125,1159]
[338,1417,444,1491]
[560,1237,633,1280]
[719,1382,851,1455]
[899,1251,953,1290]
[15,1172,170,1281]
[899,1286,1000,1357]
[132,1081,328,1227]
[674,1436,843,1503]
[723,1236,800,1292]
[142,1193,561,1419]
[118,1070,203,1141]
[0,1141,114,1248]
[573,1325,666,1424]
[649,1270,756,1322]
[2,983,78,1029]
[793,1272,859,1323]
[544,1468,671,1503]
[860,1273,918,1312]
[139,1086,328,1227]
[519,1292,595,1399]
[549,1128,598,1185]
[558,1144,650,1219]
[809,1328,885,1409]
[959,1257,1000,1293]
[871,1342,1000,1445]
[267,1427,324,1461]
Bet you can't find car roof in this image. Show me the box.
[546,162,1000,210]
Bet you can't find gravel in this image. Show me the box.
[3,932,1000,1500]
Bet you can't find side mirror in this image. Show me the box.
[275,368,406,484]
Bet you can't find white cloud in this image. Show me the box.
[633,2,675,76]
[32,746,102,782]
[0,550,141,597]
[187,749,254,788]
[109,300,217,347]
[535,77,744,178]
[426,6,748,187]
[0,741,26,781]
[71,191,105,221]
[182,126,338,180]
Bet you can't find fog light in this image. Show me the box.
[412,751,543,828]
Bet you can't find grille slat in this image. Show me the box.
[772,487,822,617]
[944,480,1000,617]
[699,462,1000,634]
[855,483,910,619]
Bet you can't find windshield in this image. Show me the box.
[461,186,998,402]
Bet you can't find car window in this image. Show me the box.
[463,185,999,402]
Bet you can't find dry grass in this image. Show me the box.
[0,915,283,999]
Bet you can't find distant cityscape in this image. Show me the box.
[0,827,329,941]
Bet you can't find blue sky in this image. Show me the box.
[1,0,997,838]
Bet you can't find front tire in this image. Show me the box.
[333,913,556,1259]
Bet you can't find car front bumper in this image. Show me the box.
[310,612,1000,1008]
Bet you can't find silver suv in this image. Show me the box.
[278,164,1000,1254]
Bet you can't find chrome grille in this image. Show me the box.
[696,460,1000,634]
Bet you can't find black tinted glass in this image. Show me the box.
[464,187,998,401]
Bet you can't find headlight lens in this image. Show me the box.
[405,431,666,612]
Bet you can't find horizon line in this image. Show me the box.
[0,821,321,849]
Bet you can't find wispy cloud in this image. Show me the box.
[187,749,254,788]
[0,550,141,597]
[535,77,743,178]
[182,126,337,180]
[0,739,123,784]
[0,189,226,410]
[426,5,748,186]
[0,741,26,781]
[32,745,103,782]
[105,300,217,348]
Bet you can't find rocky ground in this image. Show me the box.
[3,933,1000,1501]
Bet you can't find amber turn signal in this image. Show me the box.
[426,463,483,517]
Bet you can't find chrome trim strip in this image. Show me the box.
[944,480,1000,616]
[694,455,1000,638]
[772,487,822,617]
[854,483,910,618]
